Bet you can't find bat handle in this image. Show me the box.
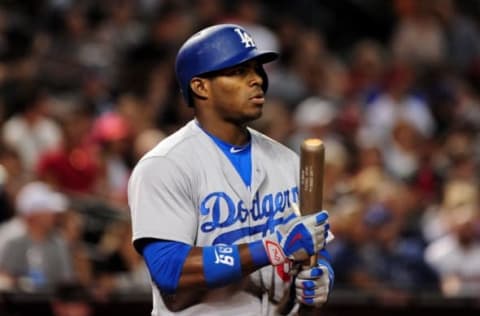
[298,253,324,316]
[292,203,319,271]
[291,203,331,315]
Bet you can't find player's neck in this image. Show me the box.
[195,118,249,146]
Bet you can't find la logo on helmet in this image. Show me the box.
[234,28,256,48]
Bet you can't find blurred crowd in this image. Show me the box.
[0,0,480,308]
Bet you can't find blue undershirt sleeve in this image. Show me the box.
[142,240,192,294]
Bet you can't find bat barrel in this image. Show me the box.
[300,139,325,214]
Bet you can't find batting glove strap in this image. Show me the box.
[263,237,288,266]
[248,238,288,267]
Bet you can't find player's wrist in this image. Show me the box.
[249,238,287,267]
[203,244,242,288]
[248,240,270,266]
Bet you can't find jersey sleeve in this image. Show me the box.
[128,156,197,246]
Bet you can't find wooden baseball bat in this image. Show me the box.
[297,138,325,315]
[277,138,326,315]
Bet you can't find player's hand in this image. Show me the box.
[295,258,334,307]
[262,210,329,265]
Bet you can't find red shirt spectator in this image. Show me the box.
[36,145,100,195]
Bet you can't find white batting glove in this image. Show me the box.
[295,258,334,307]
[261,210,329,265]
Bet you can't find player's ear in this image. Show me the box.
[190,77,209,100]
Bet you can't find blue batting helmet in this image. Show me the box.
[175,24,279,106]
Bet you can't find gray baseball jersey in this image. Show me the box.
[128,120,300,316]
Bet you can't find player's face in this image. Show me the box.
[208,60,266,124]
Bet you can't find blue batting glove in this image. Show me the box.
[261,210,329,265]
[294,258,334,307]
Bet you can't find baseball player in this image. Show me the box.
[128,24,334,316]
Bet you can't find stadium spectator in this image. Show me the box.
[1,84,61,173]
[36,106,100,196]
[363,61,436,144]
[0,181,73,292]
[425,203,480,297]
[91,111,133,208]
